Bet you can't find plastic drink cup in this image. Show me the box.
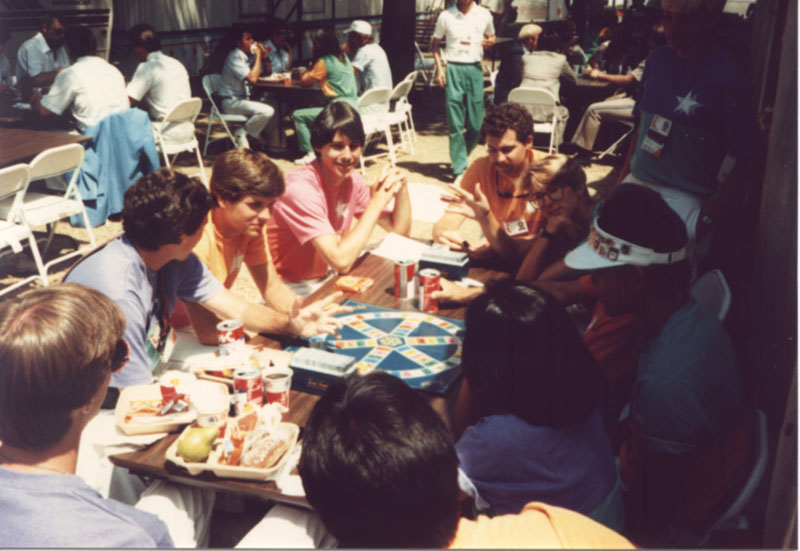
[263,366,293,410]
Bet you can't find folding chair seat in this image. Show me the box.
[0,164,48,296]
[508,86,566,153]
[356,87,396,175]
[0,143,96,276]
[202,74,248,155]
[156,97,207,186]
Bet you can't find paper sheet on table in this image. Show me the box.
[368,232,431,263]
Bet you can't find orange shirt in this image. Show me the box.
[459,152,545,237]
[193,212,270,289]
[448,502,635,549]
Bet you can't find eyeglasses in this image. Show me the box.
[110,340,130,373]
[529,185,565,207]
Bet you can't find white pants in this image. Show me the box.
[222,97,275,139]
[571,96,634,151]
[237,504,337,549]
[136,479,216,548]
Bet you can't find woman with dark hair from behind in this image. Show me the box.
[292,28,359,165]
[455,279,623,531]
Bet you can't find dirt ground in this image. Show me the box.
[1,82,622,301]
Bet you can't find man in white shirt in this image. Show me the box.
[15,14,69,96]
[345,20,392,95]
[218,23,274,150]
[432,0,495,180]
[32,26,128,132]
[126,24,192,142]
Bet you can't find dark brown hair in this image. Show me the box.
[210,148,285,203]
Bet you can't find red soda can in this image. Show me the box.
[233,366,263,411]
[394,259,416,299]
[418,268,441,313]
[217,319,244,355]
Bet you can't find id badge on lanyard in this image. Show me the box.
[640,114,673,158]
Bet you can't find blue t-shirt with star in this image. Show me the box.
[630,46,755,197]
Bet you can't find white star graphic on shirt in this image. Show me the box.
[674,91,701,116]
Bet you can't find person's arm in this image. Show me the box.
[31,68,62,86]
[430,277,484,306]
[515,215,583,281]
[299,58,326,86]
[311,167,406,274]
[30,91,55,117]
[376,178,411,236]
[247,261,298,313]
[243,44,266,84]
[589,68,636,86]
[183,301,223,345]
[431,37,446,88]
[433,211,468,250]
[201,287,348,338]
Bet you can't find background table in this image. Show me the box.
[253,77,326,153]
[110,253,506,507]
[0,128,91,167]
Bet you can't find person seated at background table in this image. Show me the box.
[268,102,411,296]
[519,30,576,142]
[179,148,304,344]
[241,371,634,548]
[66,168,347,390]
[262,18,293,75]
[563,184,748,546]
[454,280,622,530]
[15,14,69,98]
[292,28,359,165]
[0,25,12,96]
[218,23,274,150]
[433,102,546,263]
[564,24,665,160]
[344,20,392,96]
[31,26,128,132]
[126,23,192,143]
[549,18,588,67]
[0,284,214,547]
[492,23,541,106]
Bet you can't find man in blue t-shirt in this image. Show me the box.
[619,0,757,271]
[564,184,747,546]
[66,168,346,390]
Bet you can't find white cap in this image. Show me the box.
[348,20,372,36]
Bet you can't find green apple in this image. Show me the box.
[177,425,219,462]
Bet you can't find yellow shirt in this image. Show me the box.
[460,152,545,237]
[193,212,270,289]
[448,502,636,549]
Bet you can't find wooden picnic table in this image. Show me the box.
[110,253,507,507]
[0,127,91,167]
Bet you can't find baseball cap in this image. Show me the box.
[348,20,372,36]
[564,184,687,270]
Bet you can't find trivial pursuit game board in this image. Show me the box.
[309,300,465,394]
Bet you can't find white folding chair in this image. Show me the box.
[508,86,564,153]
[691,268,732,321]
[356,87,396,175]
[598,120,635,160]
[414,42,436,86]
[0,143,96,276]
[202,74,248,155]
[156,97,207,186]
[387,75,417,154]
[0,164,48,296]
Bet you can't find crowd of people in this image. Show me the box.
[0,0,761,547]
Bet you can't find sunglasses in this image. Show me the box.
[529,185,565,207]
[110,339,130,373]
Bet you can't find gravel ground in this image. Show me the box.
[1,82,621,302]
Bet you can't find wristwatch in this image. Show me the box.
[539,228,557,240]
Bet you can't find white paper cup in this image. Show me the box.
[189,381,230,427]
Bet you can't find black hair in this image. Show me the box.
[310,101,366,155]
[462,280,600,427]
[537,30,562,52]
[311,28,343,62]
[298,372,460,548]
[41,15,61,30]
[129,23,161,52]
[482,102,535,144]
[122,169,213,251]
[598,184,690,300]
[65,26,96,59]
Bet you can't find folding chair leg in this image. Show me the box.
[27,232,48,287]
[383,126,396,166]
[194,149,208,187]
[203,117,213,156]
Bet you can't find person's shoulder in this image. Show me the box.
[66,238,142,297]
[281,164,325,197]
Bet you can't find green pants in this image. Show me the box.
[445,63,485,176]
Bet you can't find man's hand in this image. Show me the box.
[435,229,467,251]
[436,70,446,88]
[482,35,496,49]
[544,214,583,241]
[465,238,494,259]
[369,166,407,210]
[288,292,351,338]
[430,277,483,306]
[440,183,490,222]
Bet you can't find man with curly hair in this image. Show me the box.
[66,169,347,391]
[433,102,547,261]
